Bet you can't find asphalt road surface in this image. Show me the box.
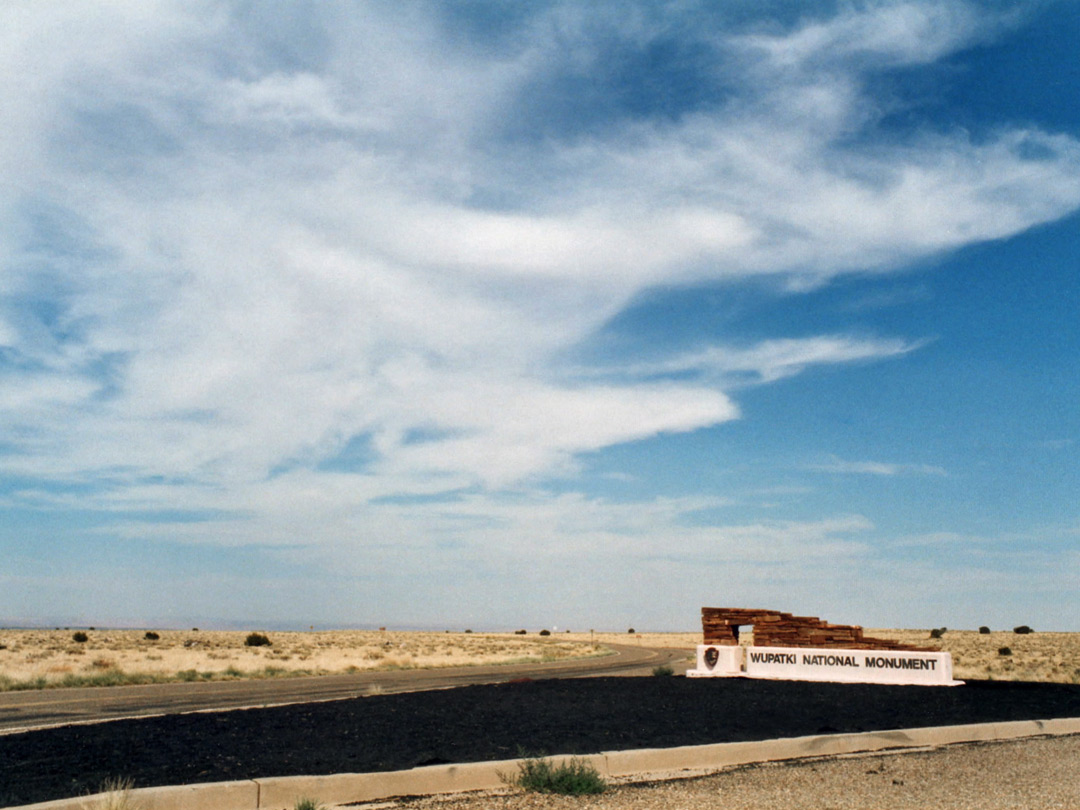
[0,643,692,734]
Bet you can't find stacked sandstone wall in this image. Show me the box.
[702,607,933,652]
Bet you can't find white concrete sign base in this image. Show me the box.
[687,645,962,686]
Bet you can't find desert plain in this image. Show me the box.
[0,626,1077,690]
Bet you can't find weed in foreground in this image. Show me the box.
[501,754,606,795]
[652,665,674,677]
[89,777,138,810]
[293,797,324,810]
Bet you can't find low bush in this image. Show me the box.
[929,627,947,639]
[72,631,88,643]
[1013,625,1034,635]
[144,631,160,641]
[502,754,606,795]
[514,629,527,635]
[539,629,551,636]
[999,647,1012,656]
[979,626,991,634]
[627,628,635,634]
[294,798,324,810]
[652,665,674,677]
[244,632,272,647]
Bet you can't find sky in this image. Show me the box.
[1,0,1078,632]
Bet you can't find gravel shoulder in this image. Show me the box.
[402,735,1080,810]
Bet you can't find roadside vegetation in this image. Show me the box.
[867,628,1080,683]
[0,629,608,692]
[501,754,607,795]
[93,777,138,810]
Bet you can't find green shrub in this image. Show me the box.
[144,631,160,641]
[652,665,674,677]
[502,754,606,795]
[1013,625,1033,635]
[627,628,635,634]
[979,626,991,634]
[244,632,272,647]
[998,647,1012,656]
[72,631,89,643]
[929,627,946,639]
[539,629,551,636]
[294,797,324,810]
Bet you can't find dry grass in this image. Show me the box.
[2,627,1076,691]
[0,629,607,691]
[565,627,1080,683]
[866,628,1080,683]
[83,777,138,810]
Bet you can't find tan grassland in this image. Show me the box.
[566,627,1080,683]
[1,626,1077,691]
[865,628,1080,683]
[0,629,606,691]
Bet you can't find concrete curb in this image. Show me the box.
[13,718,1080,810]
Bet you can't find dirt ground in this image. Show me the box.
[1,627,1076,689]
[0,629,604,688]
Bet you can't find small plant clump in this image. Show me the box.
[979,626,991,634]
[652,665,674,677]
[514,629,527,635]
[999,647,1013,656]
[244,632,272,647]
[1013,625,1034,635]
[539,629,551,636]
[72,631,89,643]
[929,627,947,639]
[294,797,324,810]
[502,754,606,795]
[627,628,635,634]
[97,776,137,810]
[144,631,160,641]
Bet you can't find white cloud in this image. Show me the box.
[0,1,1078,630]
[740,1,988,69]
[617,335,923,385]
[809,457,948,477]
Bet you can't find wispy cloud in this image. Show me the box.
[3,2,1077,497]
[612,335,925,385]
[1,1,1078,628]
[808,457,948,477]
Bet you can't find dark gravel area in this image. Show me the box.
[3,676,1080,806]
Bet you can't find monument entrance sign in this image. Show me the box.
[687,607,962,686]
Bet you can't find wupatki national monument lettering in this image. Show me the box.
[687,607,963,686]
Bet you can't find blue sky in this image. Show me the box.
[1,1,1078,631]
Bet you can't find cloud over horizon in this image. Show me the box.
[2,1,1079,630]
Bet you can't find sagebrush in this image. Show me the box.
[501,754,606,795]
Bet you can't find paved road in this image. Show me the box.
[0,644,693,734]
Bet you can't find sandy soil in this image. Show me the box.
[864,628,1080,683]
[0,629,605,688]
[1,626,1076,689]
